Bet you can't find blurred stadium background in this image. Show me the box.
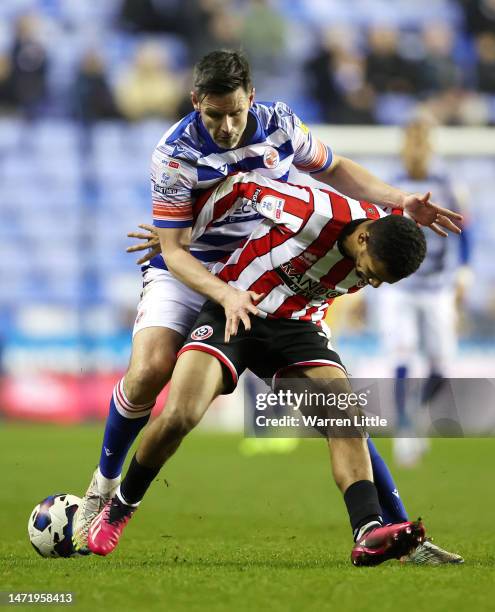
[0,0,494,427]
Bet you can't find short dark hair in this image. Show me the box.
[193,50,252,99]
[368,215,427,280]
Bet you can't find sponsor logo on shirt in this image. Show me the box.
[159,160,181,188]
[275,263,343,300]
[251,188,262,206]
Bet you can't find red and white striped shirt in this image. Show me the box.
[191,172,400,323]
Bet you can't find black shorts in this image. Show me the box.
[178,300,346,393]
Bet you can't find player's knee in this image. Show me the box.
[161,405,199,440]
[126,353,177,400]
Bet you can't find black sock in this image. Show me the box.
[119,455,161,505]
[343,480,383,540]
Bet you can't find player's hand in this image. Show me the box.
[126,224,162,265]
[403,192,463,237]
[220,288,265,343]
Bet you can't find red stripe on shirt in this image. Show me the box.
[289,191,348,274]
[247,269,284,298]
[319,258,355,289]
[271,294,311,319]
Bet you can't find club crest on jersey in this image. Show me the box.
[191,325,214,341]
[263,147,279,169]
[361,202,379,219]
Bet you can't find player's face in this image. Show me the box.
[192,87,255,149]
[355,250,397,288]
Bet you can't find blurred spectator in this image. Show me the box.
[417,24,462,93]
[305,26,374,124]
[114,41,183,121]
[423,88,490,125]
[241,0,286,73]
[456,90,491,124]
[72,51,120,123]
[120,0,183,33]
[475,32,495,92]
[305,29,343,122]
[334,53,375,124]
[460,0,495,35]
[120,0,237,63]
[206,7,242,51]
[9,13,49,118]
[0,53,15,113]
[0,1,492,126]
[365,26,418,94]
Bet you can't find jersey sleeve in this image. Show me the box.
[151,146,197,228]
[191,172,312,241]
[276,103,332,174]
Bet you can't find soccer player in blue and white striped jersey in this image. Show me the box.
[378,119,471,468]
[73,51,462,564]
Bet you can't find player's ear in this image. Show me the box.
[191,90,200,111]
[248,88,255,106]
[358,231,370,247]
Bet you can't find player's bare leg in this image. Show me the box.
[124,326,184,404]
[88,351,227,556]
[73,326,183,552]
[281,365,372,490]
[282,365,425,566]
[136,350,227,468]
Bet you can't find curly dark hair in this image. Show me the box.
[193,50,252,99]
[368,215,427,280]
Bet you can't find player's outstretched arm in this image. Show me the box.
[313,155,463,236]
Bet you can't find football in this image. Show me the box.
[27,494,86,558]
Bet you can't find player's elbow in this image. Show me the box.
[161,244,188,271]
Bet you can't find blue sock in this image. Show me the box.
[395,365,409,429]
[367,438,408,524]
[99,378,154,479]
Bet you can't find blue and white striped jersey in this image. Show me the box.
[149,101,333,269]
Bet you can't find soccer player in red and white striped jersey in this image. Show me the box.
[88,171,435,566]
[191,171,414,330]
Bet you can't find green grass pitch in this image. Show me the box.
[1,423,494,611]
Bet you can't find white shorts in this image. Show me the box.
[133,267,207,338]
[377,287,457,373]
[132,267,336,344]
